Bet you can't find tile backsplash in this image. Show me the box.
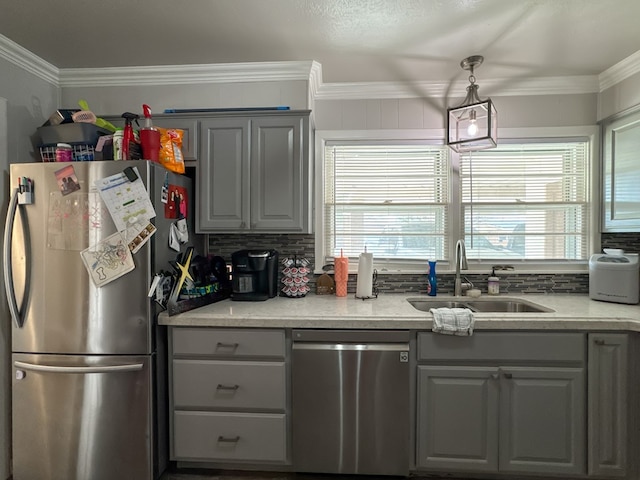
[207,232,640,295]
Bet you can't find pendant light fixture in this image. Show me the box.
[447,55,497,152]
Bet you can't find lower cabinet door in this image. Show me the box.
[173,411,287,463]
[417,365,500,472]
[588,334,628,477]
[499,367,586,475]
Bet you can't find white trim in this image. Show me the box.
[58,61,316,87]
[0,34,58,86]
[314,75,600,101]
[599,49,640,92]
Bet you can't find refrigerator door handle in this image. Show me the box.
[3,187,24,329]
[14,360,145,374]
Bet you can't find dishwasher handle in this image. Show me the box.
[292,329,410,343]
[293,342,408,352]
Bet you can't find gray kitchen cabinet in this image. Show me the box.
[588,333,628,477]
[416,332,586,477]
[197,111,312,233]
[168,327,289,466]
[151,116,199,163]
[417,366,499,472]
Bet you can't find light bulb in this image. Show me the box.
[467,109,478,136]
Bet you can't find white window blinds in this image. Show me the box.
[324,144,449,263]
[460,141,589,261]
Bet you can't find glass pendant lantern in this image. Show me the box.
[447,55,497,152]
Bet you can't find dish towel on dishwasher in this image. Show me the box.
[430,307,475,336]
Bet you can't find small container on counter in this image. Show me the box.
[334,249,349,297]
[427,260,437,296]
[488,267,500,295]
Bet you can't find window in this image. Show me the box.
[318,133,593,272]
[461,141,589,261]
[323,142,449,262]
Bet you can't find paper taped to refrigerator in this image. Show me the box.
[80,231,136,287]
[94,167,156,232]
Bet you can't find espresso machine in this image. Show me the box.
[231,250,279,301]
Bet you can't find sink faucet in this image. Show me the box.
[454,239,470,296]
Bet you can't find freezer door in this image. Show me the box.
[6,161,169,355]
[12,353,153,480]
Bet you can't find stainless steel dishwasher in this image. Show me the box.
[292,329,410,476]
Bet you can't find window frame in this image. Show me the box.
[314,126,600,275]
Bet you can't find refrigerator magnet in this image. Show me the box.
[161,173,169,204]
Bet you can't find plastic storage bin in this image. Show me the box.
[39,144,96,162]
[37,123,111,146]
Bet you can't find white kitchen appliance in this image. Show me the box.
[589,249,639,304]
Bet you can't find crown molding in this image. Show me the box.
[313,75,600,100]
[599,49,640,92]
[58,61,316,87]
[0,34,59,86]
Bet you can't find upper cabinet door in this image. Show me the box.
[198,118,250,231]
[250,115,308,232]
[602,107,640,232]
[152,116,199,163]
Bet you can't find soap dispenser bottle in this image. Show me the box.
[488,267,500,295]
[427,260,437,296]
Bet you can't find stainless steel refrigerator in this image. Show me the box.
[3,160,200,480]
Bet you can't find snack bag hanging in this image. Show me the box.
[157,127,185,174]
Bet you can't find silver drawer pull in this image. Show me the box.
[215,342,239,351]
[218,435,240,443]
[503,372,513,379]
[216,384,239,391]
[594,339,606,346]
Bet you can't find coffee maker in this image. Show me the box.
[231,249,279,301]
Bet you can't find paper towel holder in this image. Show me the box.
[355,269,379,300]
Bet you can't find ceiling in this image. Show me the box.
[1,0,640,90]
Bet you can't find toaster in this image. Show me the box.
[589,252,639,304]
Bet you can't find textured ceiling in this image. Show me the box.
[1,0,639,85]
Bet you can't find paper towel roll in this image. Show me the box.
[356,252,373,298]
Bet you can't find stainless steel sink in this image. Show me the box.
[407,297,554,313]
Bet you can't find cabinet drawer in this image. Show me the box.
[418,332,585,363]
[173,411,287,462]
[172,328,285,358]
[173,360,285,410]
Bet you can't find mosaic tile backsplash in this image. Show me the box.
[207,232,640,296]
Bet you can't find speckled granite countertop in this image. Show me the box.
[158,293,640,332]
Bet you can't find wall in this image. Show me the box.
[60,81,309,117]
[0,55,58,480]
[599,70,640,121]
[313,93,598,130]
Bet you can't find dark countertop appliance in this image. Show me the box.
[231,249,279,301]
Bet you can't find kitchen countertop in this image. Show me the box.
[158,293,640,332]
